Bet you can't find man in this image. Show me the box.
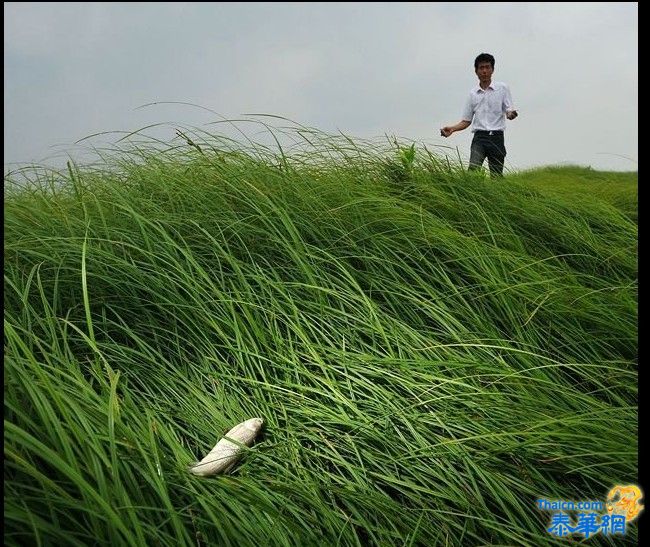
[441,53,518,177]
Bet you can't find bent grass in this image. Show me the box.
[4,122,637,546]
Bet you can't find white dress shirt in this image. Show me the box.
[461,81,515,132]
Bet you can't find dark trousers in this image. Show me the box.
[469,131,507,177]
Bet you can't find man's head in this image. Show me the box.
[474,53,495,70]
[474,53,495,84]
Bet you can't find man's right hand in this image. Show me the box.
[440,127,453,138]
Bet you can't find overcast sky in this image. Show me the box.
[4,2,638,173]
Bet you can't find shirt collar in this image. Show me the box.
[473,81,495,93]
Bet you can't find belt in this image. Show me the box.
[474,130,503,136]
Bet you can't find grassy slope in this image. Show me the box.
[509,165,637,222]
[4,135,638,546]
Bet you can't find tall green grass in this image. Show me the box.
[4,123,637,546]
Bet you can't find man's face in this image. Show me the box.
[475,62,493,83]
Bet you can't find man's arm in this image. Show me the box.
[440,120,471,138]
[504,85,518,120]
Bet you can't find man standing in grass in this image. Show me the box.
[441,52,518,177]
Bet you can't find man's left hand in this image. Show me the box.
[506,110,518,120]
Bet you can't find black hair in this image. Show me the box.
[474,53,495,70]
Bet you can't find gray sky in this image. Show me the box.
[4,2,638,173]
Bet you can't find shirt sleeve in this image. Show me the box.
[461,93,473,122]
[503,84,515,112]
